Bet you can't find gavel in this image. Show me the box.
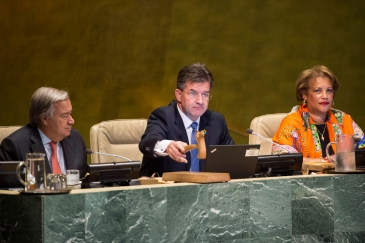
[183,131,207,159]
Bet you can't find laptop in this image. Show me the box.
[204,144,260,179]
[0,161,25,190]
[355,148,365,168]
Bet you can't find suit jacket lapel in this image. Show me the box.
[173,103,190,169]
[173,104,189,143]
[199,112,211,141]
[198,112,211,171]
[29,126,52,173]
[61,137,74,171]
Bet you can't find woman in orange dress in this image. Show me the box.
[272,65,364,160]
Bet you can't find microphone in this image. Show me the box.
[85,149,132,162]
[246,128,293,154]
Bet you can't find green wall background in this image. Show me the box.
[1,0,365,149]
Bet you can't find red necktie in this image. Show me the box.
[50,141,62,174]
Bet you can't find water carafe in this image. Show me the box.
[16,153,46,191]
[326,134,356,171]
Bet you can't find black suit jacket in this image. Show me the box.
[0,124,89,178]
[139,101,234,176]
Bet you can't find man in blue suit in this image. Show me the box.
[0,87,89,178]
[139,63,234,176]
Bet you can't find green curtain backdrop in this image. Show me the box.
[1,0,365,152]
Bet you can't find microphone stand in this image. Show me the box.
[85,149,132,162]
[246,128,293,154]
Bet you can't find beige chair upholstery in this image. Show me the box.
[90,119,147,164]
[248,113,287,155]
[0,126,22,144]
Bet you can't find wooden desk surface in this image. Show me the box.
[304,160,335,172]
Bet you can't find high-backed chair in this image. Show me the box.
[89,119,147,164]
[0,126,22,144]
[248,113,287,155]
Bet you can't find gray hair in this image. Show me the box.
[29,87,69,126]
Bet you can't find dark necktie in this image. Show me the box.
[50,141,62,174]
[190,122,199,172]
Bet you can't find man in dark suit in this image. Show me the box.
[0,87,88,178]
[139,63,234,176]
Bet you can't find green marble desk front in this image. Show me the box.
[1,174,365,242]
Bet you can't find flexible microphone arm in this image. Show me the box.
[246,128,293,154]
[85,149,132,162]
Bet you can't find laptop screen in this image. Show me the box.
[204,144,260,179]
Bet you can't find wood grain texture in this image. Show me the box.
[162,171,230,183]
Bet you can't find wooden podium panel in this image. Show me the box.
[162,172,230,183]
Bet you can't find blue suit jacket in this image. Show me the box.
[0,124,89,178]
[139,101,234,176]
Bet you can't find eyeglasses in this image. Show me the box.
[183,91,212,100]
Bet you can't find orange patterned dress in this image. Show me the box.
[272,104,364,159]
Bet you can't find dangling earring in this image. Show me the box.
[302,100,306,105]
[332,100,335,106]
